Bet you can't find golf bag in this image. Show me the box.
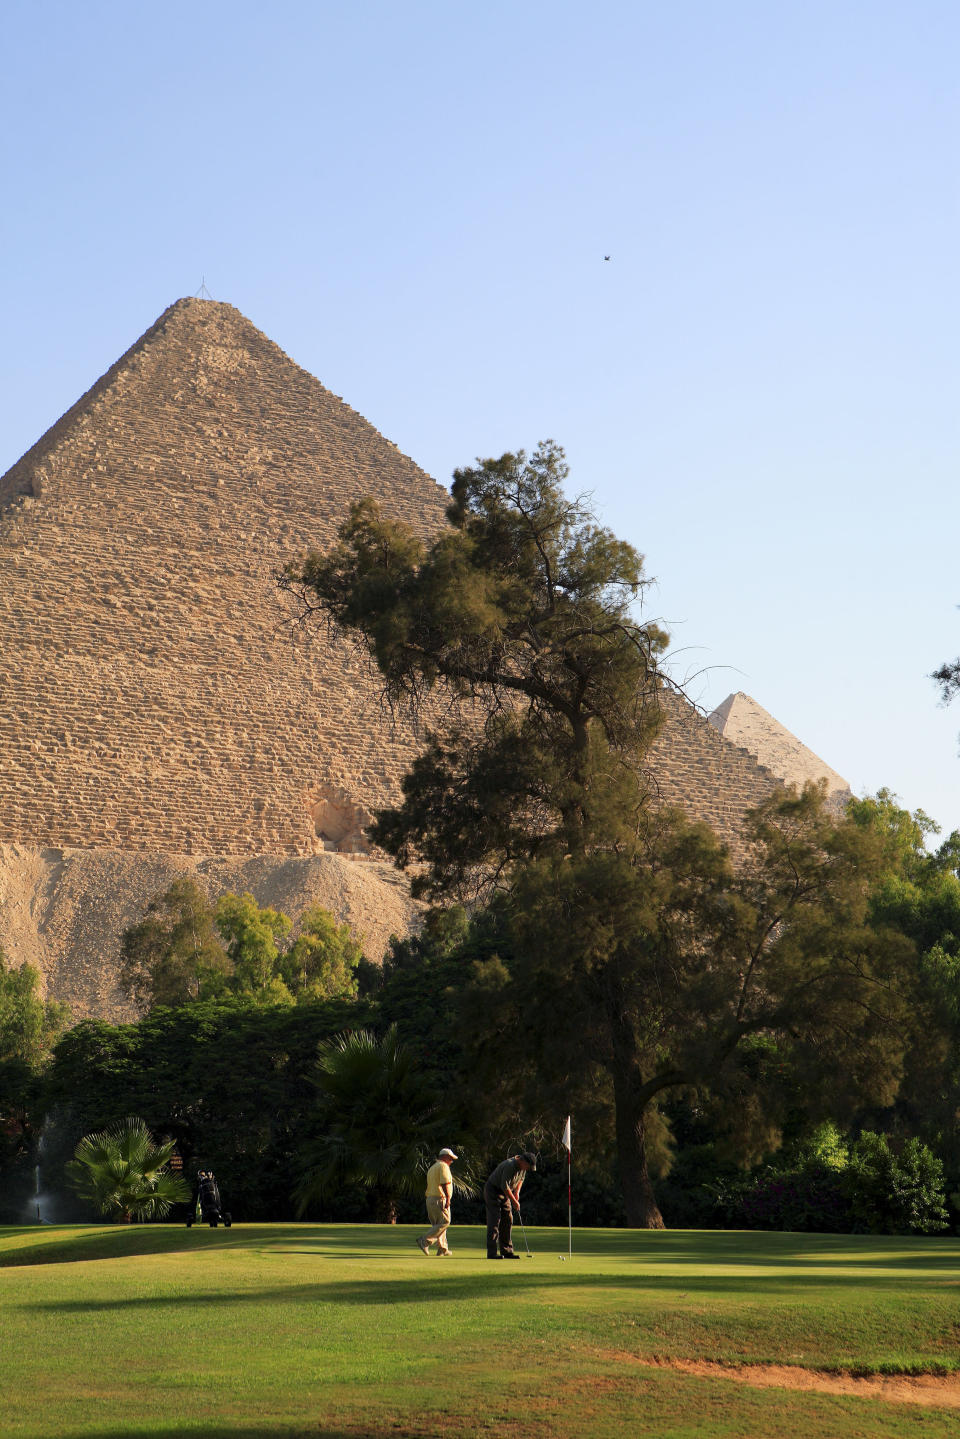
[186,1170,232,1228]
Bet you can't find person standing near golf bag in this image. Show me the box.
[484,1152,536,1259]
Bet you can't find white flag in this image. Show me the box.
[561,1116,571,1154]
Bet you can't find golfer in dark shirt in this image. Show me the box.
[484,1151,536,1259]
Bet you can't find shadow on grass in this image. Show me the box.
[0,1225,329,1268]
[21,1267,960,1315]
[3,1224,959,1272]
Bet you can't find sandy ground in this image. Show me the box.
[644,1356,960,1408]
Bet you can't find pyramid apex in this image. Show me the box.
[167,294,243,314]
[709,692,849,798]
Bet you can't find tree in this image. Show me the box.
[458,786,912,1225]
[65,1117,190,1222]
[933,654,960,706]
[848,790,960,1173]
[293,1026,442,1222]
[0,951,70,1070]
[283,444,912,1224]
[119,884,362,1011]
[699,1122,949,1234]
[281,442,670,899]
[119,878,231,1007]
[279,905,362,1001]
[214,892,291,1004]
[843,1131,949,1235]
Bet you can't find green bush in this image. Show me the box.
[843,1132,950,1235]
[697,1128,950,1235]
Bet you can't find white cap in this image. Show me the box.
[439,1147,458,1160]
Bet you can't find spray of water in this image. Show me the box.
[27,1132,50,1224]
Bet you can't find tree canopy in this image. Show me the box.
[932,654,960,706]
[848,790,960,1162]
[119,883,362,1010]
[41,995,372,1221]
[456,787,912,1224]
[119,879,230,1007]
[293,1026,444,1223]
[282,442,670,898]
[0,952,71,1071]
[283,444,919,1225]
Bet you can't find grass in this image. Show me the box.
[3,1223,960,1437]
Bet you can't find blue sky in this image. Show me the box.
[3,1,959,833]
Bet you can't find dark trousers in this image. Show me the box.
[484,1182,514,1256]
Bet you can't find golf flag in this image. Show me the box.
[562,1116,572,1256]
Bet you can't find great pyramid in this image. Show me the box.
[0,298,799,1018]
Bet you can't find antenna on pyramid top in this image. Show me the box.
[194,277,214,300]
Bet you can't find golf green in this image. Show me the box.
[3,1224,960,1437]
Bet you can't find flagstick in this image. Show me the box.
[567,1144,572,1258]
[560,1114,573,1259]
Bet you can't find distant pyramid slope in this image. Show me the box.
[645,690,784,849]
[0,298,450,857]
[708,692,851,800]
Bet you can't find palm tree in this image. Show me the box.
[294,1026,440,1222]
[66,1117,190,1222]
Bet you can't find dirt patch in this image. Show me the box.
[633,1354,960,1408]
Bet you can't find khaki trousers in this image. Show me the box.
[423,1195,451,1251]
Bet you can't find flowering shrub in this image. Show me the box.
[707,1162,846,1232]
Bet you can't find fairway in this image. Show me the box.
[3,1224,960,1438]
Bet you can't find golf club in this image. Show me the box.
[515,1204,533,1257]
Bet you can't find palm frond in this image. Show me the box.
[67,1117,190,1220]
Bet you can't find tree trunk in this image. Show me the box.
[612,1065,665,1228]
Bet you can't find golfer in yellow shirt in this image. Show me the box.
[417,1147,457,1256]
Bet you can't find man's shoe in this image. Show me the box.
[501,1251,521,1259]
[417,1236,430,1255]
[437,1249,453,1257]
[487,1254,503,1260]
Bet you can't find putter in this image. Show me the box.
[516,1205,533,1257]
